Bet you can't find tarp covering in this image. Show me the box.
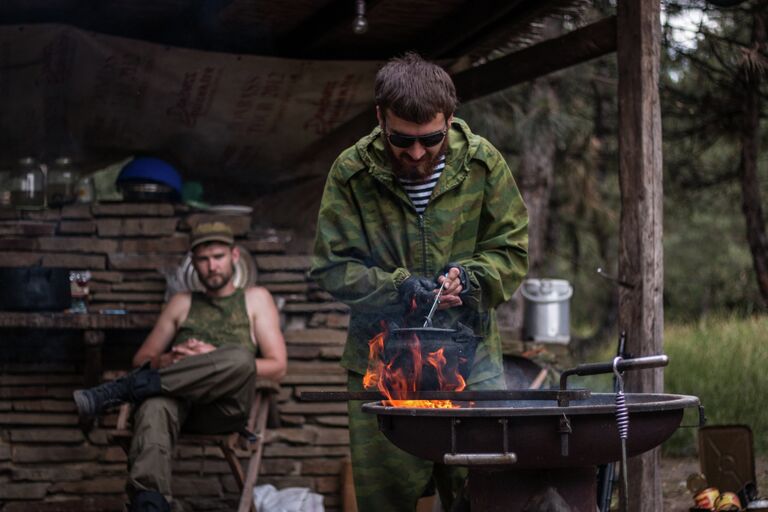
[0,24,382,187]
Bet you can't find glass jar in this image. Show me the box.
[9,157,45,210]
[69,270,92,314]
[75,175,94,203]
[47,157,78,206]
[0,170,11,209]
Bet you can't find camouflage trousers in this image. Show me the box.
[128,344,256,500]
[347,371,506,512]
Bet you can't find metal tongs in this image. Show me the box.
[423,274,448,327]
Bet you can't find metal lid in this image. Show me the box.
[520,278,573,302]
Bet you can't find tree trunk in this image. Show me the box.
[495,79,558,338]
[739,6,768,306]
[590,70,620,343]
[518,79,558,276]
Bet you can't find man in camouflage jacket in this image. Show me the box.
[310,53,528,511]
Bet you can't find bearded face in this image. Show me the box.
[378,110,452,182]
[199,263,234,291]
[385,136,448,181]
[192,243,238,293]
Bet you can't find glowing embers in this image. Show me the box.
[363,322,467,408]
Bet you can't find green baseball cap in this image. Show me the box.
[190,221,234,250]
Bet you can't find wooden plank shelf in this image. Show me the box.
[0,311,157,330]
[0,311,157,386]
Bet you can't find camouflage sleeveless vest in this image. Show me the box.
[173,288,257,355]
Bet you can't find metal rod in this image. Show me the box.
[559,354,668,392]
[423,276,447,327]
[596,266,636,289]
[614,357,630,512]
[300,389,591,402]
[598,331,628,512]
[501,418,508,454]
[559,414,572,456]
[443,453,517,465]
[620,439,629,512]
[573,354,668,376]
[450,418,458,454]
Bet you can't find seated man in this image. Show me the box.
[73,221,287,512]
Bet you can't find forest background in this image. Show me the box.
[459,0,767,349]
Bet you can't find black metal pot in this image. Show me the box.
[0,267,72,311]
[383,325,480,390]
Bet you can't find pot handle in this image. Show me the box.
[443,452,517,466]
[445,417,516,466]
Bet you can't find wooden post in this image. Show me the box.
[617,0,663,510]
[83,330,105,386]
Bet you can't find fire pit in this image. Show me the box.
[359,361,699,511]
[363,393,697,467]
[302,352,700,511]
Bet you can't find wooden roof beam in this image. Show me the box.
[415,0,560,59]
[453,15,617,102]
[413,0,532,58]
[277,0,386,57]
[299,15,617,170]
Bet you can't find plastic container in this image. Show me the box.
[9,157,45,210]
[46,157,78,206]
[117,157,182,201]
[521,278,573,344]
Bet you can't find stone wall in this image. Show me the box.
[0,203,351,511]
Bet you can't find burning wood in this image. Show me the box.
[363,322,467,408]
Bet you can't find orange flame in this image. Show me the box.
[362,323,465,408]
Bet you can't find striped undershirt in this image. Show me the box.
[398,155,445,214]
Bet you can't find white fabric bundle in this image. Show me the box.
[252,484,324,512]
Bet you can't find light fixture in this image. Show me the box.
[353,0,368,35]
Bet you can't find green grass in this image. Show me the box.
[662,314,768,455]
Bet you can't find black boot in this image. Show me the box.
[128,490,171,512]
[73,362,161,423]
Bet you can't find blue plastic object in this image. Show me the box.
[117,157,183,197]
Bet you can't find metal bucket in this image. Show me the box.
[521,279,573,344]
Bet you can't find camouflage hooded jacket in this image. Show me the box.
[310,117,529,384]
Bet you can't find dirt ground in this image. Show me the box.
[661,456,768,511]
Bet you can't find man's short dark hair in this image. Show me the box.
[375,52,458,124]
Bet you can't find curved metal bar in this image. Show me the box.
[612,356,623,382]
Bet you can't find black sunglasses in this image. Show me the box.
[384,125,447,149]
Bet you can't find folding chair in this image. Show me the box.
[110,379,280,512]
